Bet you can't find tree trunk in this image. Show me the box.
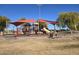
[70,29,73,35]
[74,24,77,31]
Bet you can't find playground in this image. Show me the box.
[0,16,79,55]
[0,19,79,54]
[0,4,79,55]
[0,19,59,37]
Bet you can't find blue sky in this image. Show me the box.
[0,4,79,30]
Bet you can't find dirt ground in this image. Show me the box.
[0,34,79,55]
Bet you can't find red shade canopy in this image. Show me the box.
[39,19,47,22]
[11,19,58,26]
[11,19,35,26]
[47,21,59,24]
[39,19,58,24]
[17,19,35,22]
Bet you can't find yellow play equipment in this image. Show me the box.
[43,27,50,33]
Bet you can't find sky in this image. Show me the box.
[0,4,79,30]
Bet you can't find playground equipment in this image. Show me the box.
[10,19,35,36]
[33,22,39,34]
[10,19,58,37]
[43,27,50,33]
[22,23,31,35]
[38,19,58,30]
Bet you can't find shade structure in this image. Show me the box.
[24,23,31,26]
[47,21,59,24]
[17,19,35,23]
[39,19,58,24]
[10,22,24,26]
[10,19,35,36]
[39,19,47,22]
[11,19,35,26]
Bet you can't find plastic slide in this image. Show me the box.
[43,28,50,33]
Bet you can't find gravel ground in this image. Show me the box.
[0,33,79,55]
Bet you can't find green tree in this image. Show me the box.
[57,12,79,30]
[38,20,48,31]
[0,16,10,32]
[19,17,26,20]
[18,17,28,26]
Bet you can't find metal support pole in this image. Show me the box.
[54,24,56,31]
[15,26,19,37]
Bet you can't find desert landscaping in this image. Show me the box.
[0,32,79,55]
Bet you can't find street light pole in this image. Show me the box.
[38,5,41,19]
[37,4,42,19]
[37,4,42,31]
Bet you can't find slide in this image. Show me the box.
[43,28,50,33]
